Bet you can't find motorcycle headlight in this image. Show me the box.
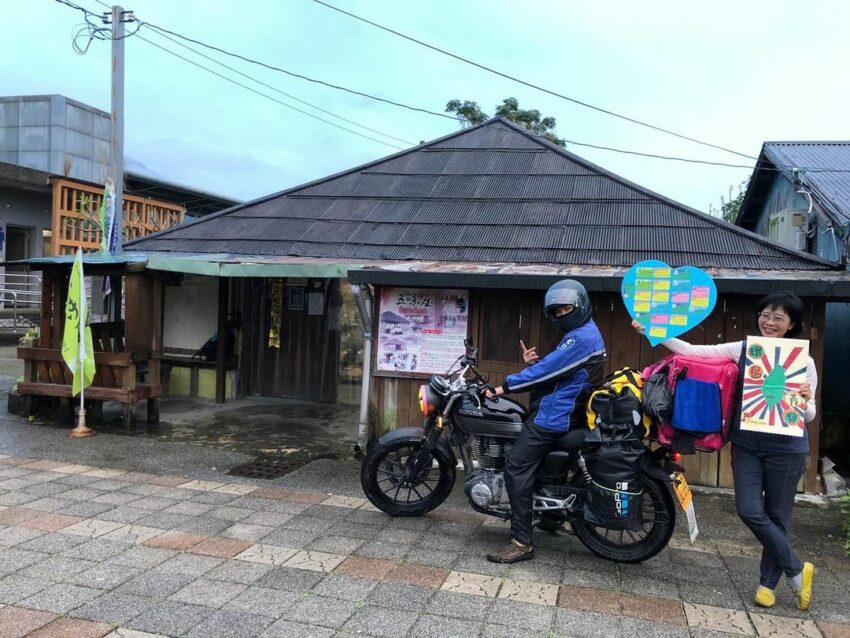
[418,384,440,416]
[429,374,451,396]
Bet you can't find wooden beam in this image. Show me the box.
[18,382,133,402]
[216,277,228,404]
[17,347,145,366]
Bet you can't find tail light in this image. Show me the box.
[418,384,439,416]
[671,452,682,464]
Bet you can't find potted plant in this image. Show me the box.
[9,327,39,416]
[18,326,39,348]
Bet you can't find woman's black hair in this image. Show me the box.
[756,291,805,338]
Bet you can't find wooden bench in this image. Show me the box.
[17,320,161,430]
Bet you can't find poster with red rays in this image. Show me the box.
[740,336,809,437]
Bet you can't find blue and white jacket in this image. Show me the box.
[503,319,606,432]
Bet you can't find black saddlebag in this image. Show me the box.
[581,420,644,532]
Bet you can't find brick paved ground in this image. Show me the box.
[0,450,848,637]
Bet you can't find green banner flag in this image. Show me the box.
[61,249,95,396]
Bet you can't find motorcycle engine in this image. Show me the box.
[465,471,506,509]
[464,436,510,510]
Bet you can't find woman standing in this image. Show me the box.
[633,291,816,610]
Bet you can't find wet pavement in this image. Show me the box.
[0,342,362,462]
[1,343,849,636]
[0,409,849,637]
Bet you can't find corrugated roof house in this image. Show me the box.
[131,118,838,278]
[739,142,850,231]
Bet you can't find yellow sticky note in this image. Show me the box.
[649,327,668,338]
[670,315,688,326]
[634,302,651,312]
[635,291,651,301]
[652,292,670,302]
[691,298,709,308]
[653,268,671,278]
[653,280,671,291]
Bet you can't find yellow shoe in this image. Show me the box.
[797,562,815,610]
[754,586,776,608]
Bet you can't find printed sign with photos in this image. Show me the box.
[740,335,809,437]
[376,287,468,374]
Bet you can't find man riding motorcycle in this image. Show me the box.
[485,279,607,563]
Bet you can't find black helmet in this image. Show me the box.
[544,279,592,333]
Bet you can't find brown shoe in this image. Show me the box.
[486,539,534,564]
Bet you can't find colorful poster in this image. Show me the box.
[376,287,468,374]
[621,260,717,346]
[740,336,809,437]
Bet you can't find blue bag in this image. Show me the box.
[671,378,722,434]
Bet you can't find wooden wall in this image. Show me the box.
[240,278,341,401]
[369,285,826,491]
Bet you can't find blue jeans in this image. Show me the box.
[732,445,807,588]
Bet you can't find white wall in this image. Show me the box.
[163,275,219,352]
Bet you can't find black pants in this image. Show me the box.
[505,421,563,546]
[732,445,807,588]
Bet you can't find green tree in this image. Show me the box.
[709,180,749,223]
[445,97,566,147]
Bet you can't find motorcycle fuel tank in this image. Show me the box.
[453,395,528,437]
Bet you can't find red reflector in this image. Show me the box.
[671,452,682,464]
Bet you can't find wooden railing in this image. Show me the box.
[51,178,185,255]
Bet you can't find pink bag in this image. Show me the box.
[642,354,740,452]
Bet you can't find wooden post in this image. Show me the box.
[51,181,62,256]
[147,276,162,424]
[805,301,826,493]
[123,363,137,432]
[52,271,68,349]
[215,277,228,403]
[40,270,55,347]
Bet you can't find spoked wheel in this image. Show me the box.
[571,476,675,563]
[360,437,456,516]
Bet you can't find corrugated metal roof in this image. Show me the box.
[763,142,850,224]
[128,118,838,272]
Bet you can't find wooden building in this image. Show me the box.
[120,119,850,491]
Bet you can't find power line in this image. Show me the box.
[135,34,407,151]
[57,0,410,150]
[58,0,850,175]
[309,0,759,161]
[139,22,457,122]
[561,138,850,174]
[143,28,415,145]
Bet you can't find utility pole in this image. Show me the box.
[108,5,130,253]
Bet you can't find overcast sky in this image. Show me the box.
[4,0,850,211]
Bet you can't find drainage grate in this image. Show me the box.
[227,457,301,480]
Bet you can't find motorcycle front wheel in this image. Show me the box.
[571,476,675,563]
[360,437,456,517]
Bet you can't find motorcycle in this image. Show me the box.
[361,340,686,563]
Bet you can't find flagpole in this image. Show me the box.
[69,249,95,438]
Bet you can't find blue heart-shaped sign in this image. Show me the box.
[621,260,717,346]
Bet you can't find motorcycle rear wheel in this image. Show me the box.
[571,476,675,563]
[361,437,456,517]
